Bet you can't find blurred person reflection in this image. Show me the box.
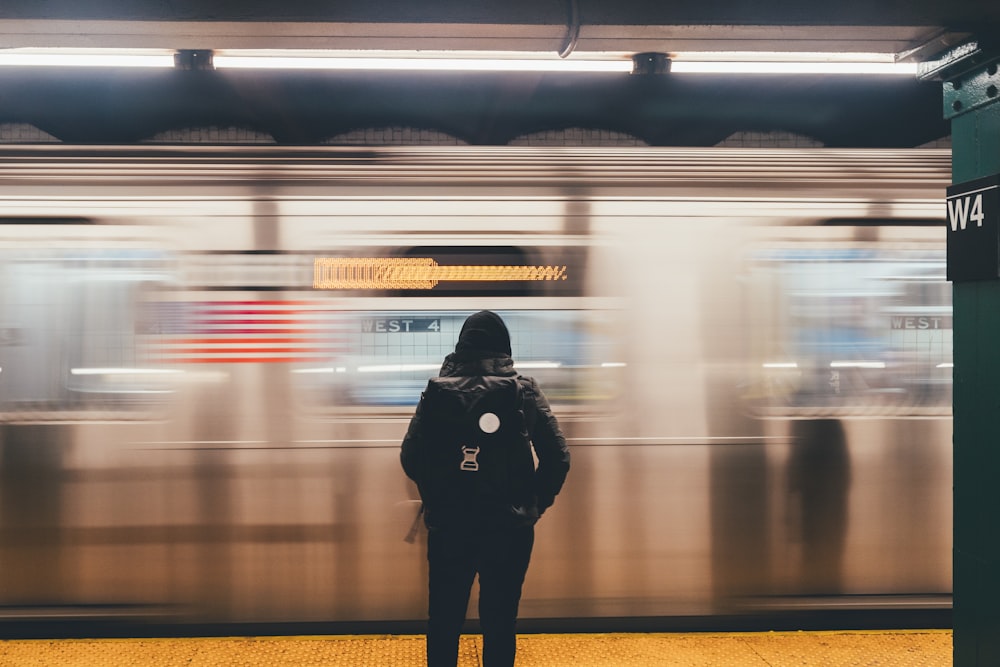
[401,311,570,667]
[787,418,852,594]
[0,425,66,604]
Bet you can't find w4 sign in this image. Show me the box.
[947,175,1000,282]
[948,191,987,230]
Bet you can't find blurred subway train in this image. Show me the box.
[0,146,952,634]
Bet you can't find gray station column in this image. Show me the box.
[920,38,1000,666]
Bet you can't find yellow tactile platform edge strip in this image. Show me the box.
[0,630,953,667]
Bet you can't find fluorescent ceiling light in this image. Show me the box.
[70,367,182,375]
[0,48,919,75]
[0,48,175,68]
[215,49,917,75]
[670,61,917,75]
[670,50,917,75]
[673,50,911,63]
[214,50,632,72]
[829,361,886,369]
[517,361,562,369]
[293,367,348,374]
[357,363,441,373]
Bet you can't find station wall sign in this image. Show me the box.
[947,174,1000,282]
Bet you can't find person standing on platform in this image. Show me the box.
[401,310,571,667]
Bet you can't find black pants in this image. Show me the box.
[426,523,535,667]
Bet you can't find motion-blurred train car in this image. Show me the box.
[0,146,950,632]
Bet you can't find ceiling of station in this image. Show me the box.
[0,0,992,54]
[0,0,994,146]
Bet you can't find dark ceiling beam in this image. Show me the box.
[0,1,994,56]
[0,0,996,26]
[0,20,961,55]
[0,68,948,147]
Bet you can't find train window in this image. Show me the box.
[0,249,176,420]
[819,218,943,227]
[292,309,620,410]
[0,217,94,225]
[743,245,951,416]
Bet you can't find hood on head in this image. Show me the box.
[455,310,511,357]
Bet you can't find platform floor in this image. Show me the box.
[0,630,952,666]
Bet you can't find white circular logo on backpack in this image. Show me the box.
[479,412,501,434]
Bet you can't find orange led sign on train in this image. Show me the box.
[313,257,567,290]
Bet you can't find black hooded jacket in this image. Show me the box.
[400,311,570,529]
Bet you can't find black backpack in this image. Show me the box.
[416,374,537,527]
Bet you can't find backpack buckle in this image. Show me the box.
[460,445,480,471]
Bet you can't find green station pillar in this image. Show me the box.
[920,39,1000,666]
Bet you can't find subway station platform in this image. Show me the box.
[0,630,952,666]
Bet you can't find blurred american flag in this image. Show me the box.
[147,300,344,364]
